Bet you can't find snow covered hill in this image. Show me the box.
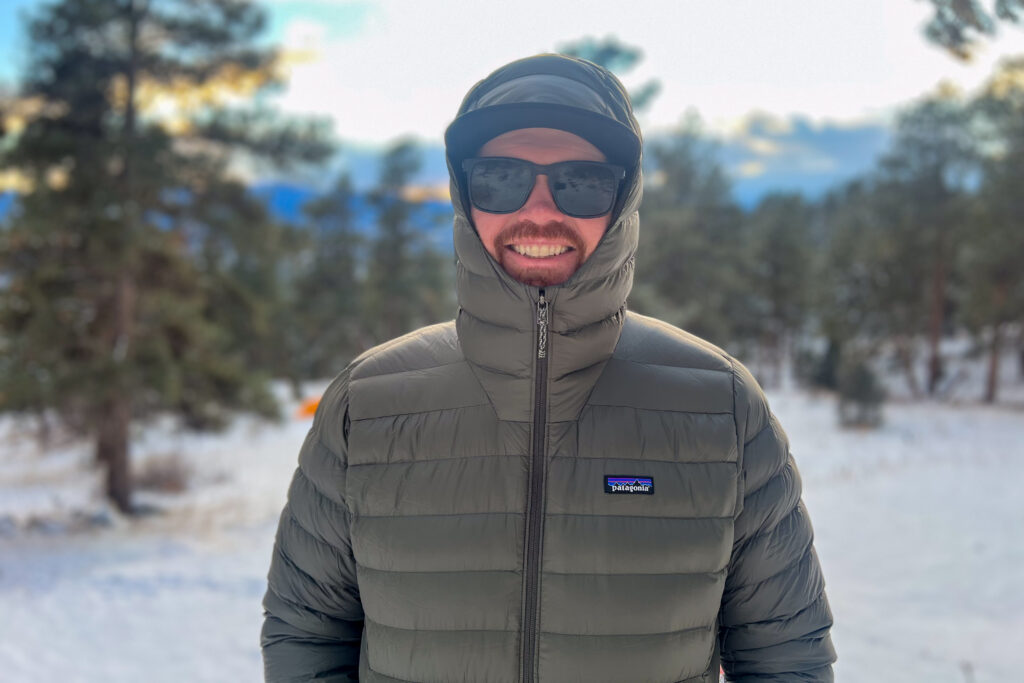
[1,385,1022,682]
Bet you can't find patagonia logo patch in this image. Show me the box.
[604,475,654,495]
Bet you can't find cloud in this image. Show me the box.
[283,18,329,50]
[741,136,782,156]
[734,160,766,178]
[707,114,892,206]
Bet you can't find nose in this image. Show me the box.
[517,173,564,222]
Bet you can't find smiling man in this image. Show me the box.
[262,54,836,683]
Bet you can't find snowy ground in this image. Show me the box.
[1,382,1022,682]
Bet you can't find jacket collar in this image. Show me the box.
[454,207,638,422]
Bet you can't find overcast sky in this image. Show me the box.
[256,0,1023,144]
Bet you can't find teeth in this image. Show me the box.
[511,244,570,258]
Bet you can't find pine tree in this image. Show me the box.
[922,0,1023,60]
[0,0,330,512]
[363,139,452,343]
[961,57,1024,402]
[746,193,814,387]
[631,117,752,350]
[558,36,661,112]
[875,87,976,396]
[289,173,366,379]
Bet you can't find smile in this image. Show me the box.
[508,244,572,258]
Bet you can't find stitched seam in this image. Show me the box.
[615,356,732,375]
[351,401,493,422]
[348,452,524,468]
[585,404,733,414]
[544,623,715,638]
[549,454,736,464]
[357,564,519,575]
[296,462,350,514]
[351,357,468,381]
[542,568,727,578]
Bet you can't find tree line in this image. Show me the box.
[0,2,1021,512]
[0,0,450,511]
[632,63,1024,407]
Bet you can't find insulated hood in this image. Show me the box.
[445,54,644,422]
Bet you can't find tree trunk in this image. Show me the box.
[1018,325,1024,380]
[984,283,1009,404]
[896,336,921,398]
[985,322,1003,404]
[926,256,948,395]
[93,0,142,513]
[96,394,132,513]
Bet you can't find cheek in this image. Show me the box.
[578,217,611,255]
[470,208,504,258]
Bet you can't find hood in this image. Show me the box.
[445,54,643,422]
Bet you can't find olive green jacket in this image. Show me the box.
[261,55,835,683]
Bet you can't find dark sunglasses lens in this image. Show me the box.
[469,159,533,213]
[551,163,619,217]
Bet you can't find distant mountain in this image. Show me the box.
[713,114,891,208]
[0,116,891,226]
[249,182,454,252]
[0,192,14,220]
[341,116,892,210]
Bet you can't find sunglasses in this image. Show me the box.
[462,157,626,219]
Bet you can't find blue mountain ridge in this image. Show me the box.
[0,117,892,224]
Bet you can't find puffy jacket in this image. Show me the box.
[261,55,836,683]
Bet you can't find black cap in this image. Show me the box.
[445,55,641,171]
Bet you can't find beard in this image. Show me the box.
[490,220,586,287]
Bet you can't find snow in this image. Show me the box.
[1,381,1023,682]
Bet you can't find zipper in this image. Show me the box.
[521,290,549,683]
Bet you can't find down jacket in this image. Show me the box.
[261,55,836,683]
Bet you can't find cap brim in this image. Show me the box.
[445,102,641,169]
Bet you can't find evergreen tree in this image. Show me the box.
[961,57,1024,401]
[289,173,366,380]
[364,139,452,343]
[746,193,814,386]
[632,117,751,350]
[922,0,1023,60]
[817,176,936,397]
[875,87,976,395]
[0,0,330,512]
[558,36,660,112]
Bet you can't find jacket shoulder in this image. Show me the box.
[607,313,768,436]
[349,320,463,380]
[617,311,733,372]
[342,321,488,420]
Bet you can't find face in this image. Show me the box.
[470,128,612,288]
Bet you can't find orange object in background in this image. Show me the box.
[296,396,321,419]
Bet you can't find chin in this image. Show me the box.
[499,254,582,288]
[508,269,573,287]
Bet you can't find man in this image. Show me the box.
[262,54,836,682]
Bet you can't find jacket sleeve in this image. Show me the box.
[261,370,364,682]
[719,361,836,682]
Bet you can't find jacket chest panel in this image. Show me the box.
[344,383,739,683]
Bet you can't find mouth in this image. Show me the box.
[506,243,574,258]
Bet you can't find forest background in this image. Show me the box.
[0,2,1023,681]
[3,0,1021,511]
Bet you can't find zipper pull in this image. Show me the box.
[536,291,549,359]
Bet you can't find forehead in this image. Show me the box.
[478,127,606,162]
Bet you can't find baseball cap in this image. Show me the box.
[445,55,641,171]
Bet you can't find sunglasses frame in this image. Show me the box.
[461,157,626,219]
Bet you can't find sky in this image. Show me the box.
[256,0,1023,141]
[0,0,1022,199]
